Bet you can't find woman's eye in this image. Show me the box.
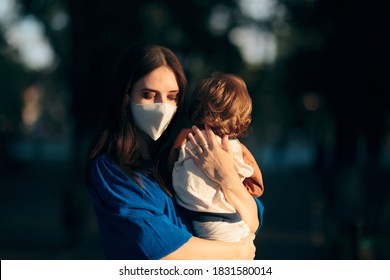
[143,92,155,99]
[168,95,178,101]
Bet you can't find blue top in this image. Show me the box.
[88,153,264,260]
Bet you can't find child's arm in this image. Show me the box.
[239,141,265,197]
[167,128,192,172]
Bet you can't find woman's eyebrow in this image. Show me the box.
[140,87,158,92]
[140,87,179,93]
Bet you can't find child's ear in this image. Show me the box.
[243,177,263,197]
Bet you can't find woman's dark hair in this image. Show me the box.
[87,43,187,195]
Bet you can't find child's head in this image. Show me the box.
[189,72,252,138]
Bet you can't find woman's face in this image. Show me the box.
[130,66,179,106]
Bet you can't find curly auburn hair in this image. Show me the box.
[189,72,252,138]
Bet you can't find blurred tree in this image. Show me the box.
[277,0,390,258]
[278,0,390,167]
[0,51,27,172]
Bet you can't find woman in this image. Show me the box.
[86,43,263,259]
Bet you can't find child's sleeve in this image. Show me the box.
[239,142,265,197]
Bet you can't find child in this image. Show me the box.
[171,72,264,242]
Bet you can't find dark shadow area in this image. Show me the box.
[0,0,389,260]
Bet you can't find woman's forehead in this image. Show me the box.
[135,66,178,90]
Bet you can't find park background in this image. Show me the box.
[0,0,389,259]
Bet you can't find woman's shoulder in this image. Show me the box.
[88,153,178,218]
[88,154,161,195]
[90,153,113,169]
[88,153,135,189]
[90,153,121,176]
[88,153,153,206]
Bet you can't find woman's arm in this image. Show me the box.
[185,125,259,232]
[162,234,256,260]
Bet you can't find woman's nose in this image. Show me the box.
[154,95,166,103]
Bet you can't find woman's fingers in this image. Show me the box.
[189,124,233,157]
[205,125,230,153]
[240,233,256,260]
[204,125,217,149]
[187,132,204,154]
[185,146,199,161]
[221,135,232,155]
[185,125,241,188]
[190,126,209,151]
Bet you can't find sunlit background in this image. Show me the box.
[0,0,389,259]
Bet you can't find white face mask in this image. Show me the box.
[130,101,177,141]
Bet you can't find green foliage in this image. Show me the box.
[0,53,28,126]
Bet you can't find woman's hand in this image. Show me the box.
[238,233,257,260]
[162,234,256,260]
[185,125,238,187]
[185,125,259,232]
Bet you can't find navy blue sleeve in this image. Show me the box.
[255,197,264,234]
[88,155,192,260]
